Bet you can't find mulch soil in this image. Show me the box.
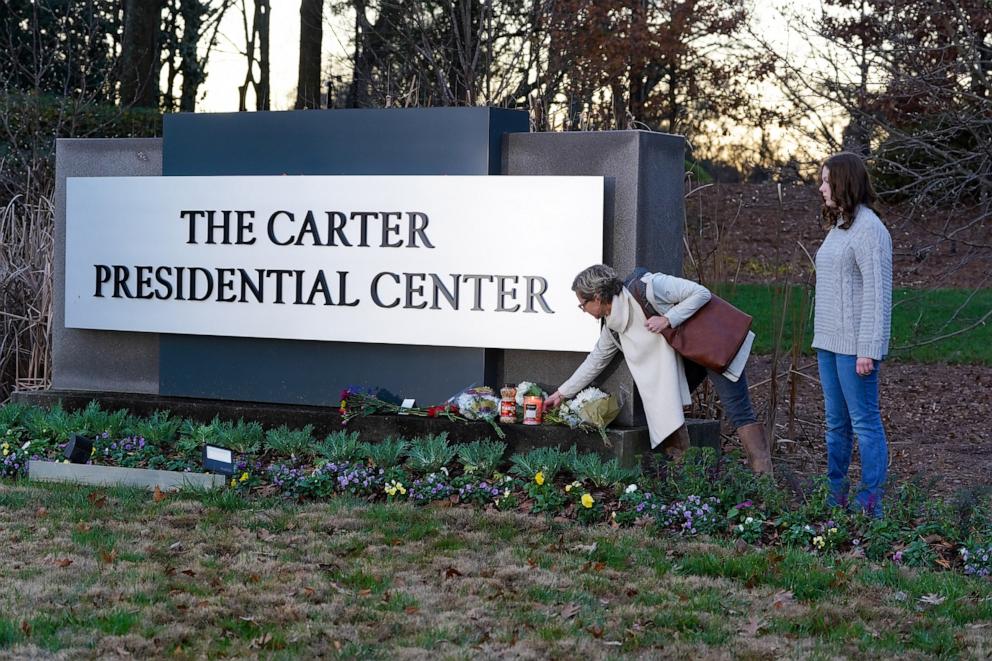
[686,184,992,497]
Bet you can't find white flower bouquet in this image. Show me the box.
[558,387,621,445]
[449,386,504,438]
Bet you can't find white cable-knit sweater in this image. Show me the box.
[812,205,893,360]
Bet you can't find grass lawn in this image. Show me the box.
[718,285,992,364]
[1,481,990,658]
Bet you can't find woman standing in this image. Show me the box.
[813,152,892,516]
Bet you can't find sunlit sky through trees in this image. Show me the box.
[197,0,837,169]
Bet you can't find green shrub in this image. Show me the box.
[508,446,575,482]
[73,401,129,439]
[456,439,506,477]
[265,424,315,458]
[0,402,30,429]
[129,410,182,447]
[319,430,362,462]
[664,447,719,499]
[217,418,264,456]
[406,433,456,474]
[359,436,409,468]
[568,452,639,489]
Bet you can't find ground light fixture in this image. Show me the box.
[63,433,94,463]
[202,444,235,475]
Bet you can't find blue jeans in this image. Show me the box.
[684,359,758,430]
[817,350,888,516]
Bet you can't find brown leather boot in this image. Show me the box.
[738,422,774,477]
[661,424,691,461]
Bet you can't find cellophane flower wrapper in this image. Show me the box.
[449,386,506,439]
[574,387,621,429]
[561,387,620,445]
[451,387,500,421]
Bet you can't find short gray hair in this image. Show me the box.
[572,264,623,302]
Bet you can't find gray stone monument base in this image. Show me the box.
[12,389,719,468]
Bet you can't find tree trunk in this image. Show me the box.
[178,0,203,112]
[295,0,323,109]
[255,0,270,109]
[119,0,164,108]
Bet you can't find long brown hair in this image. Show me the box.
[820,152,879,230]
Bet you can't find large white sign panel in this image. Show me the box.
[65,175,604,351]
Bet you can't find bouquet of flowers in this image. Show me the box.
[449,386,504,438]
[339,386,463,425]
[556,387,621,445]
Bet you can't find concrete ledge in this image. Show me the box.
[28,460,226,490]
[13,389,720,468]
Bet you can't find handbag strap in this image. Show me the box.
[623,268,660,320]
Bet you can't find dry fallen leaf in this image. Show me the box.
[443,566,463,579]
[571,542,597,554]
[87,492,107,508]
[919,593,946,606]
[75,522,92,533]
[404,606,419,614]
[100,549,118,564]
[55,558,73,568]
[771,590,795,609]
[35,507,48,518]
[560,603,581,620]
[20,620,31,636]
[740,616,767,637]
[152,486,166,502]
[357,589,373,597]
[249,633,273,649]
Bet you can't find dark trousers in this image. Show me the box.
[683,358,758,430]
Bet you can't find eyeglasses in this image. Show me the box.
[577,299,590,311]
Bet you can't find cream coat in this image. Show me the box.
[557,272,756,447]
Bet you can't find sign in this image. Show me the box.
[65,175,604,351]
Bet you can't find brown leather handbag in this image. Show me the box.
[625,269,752,373]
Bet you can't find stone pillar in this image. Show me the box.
[53,138,163,393]
[498,130,686,426]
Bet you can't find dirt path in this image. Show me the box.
[730,356,992,498]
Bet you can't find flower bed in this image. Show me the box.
[1,400,990,578]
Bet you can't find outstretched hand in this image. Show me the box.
[645,315,671,334]
[545,390,564,409]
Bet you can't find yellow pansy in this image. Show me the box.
[581,493,594,509]
[239,472,249,482]
[230,478,237,487]
[534,471,545,486]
